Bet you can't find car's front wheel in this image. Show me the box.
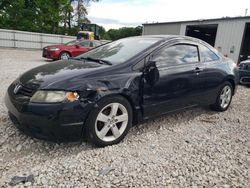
[85,96,132,147]
[210,81,233,111]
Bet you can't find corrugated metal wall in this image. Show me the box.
[0,29,75,49]
[180,20,246,62]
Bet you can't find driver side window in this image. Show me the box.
[152,44,199,69]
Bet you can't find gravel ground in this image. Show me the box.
[0,48,249,187]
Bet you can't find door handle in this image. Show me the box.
[194,67,203,73]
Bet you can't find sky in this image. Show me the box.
[87,0,250,30]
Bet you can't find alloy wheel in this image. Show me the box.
[219,85,232,109]
[60,52,70,60]
[95,103,128,142]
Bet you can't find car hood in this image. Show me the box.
[240,59,250,65]
[45,44,63,48]
[19,60,110,90]
[45,44,73,49]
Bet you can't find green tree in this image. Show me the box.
[61,1,74,32]
[73,0,99,27]
[104,26,143,41]
[1,0,33,31]
[0,0,100,35]
[98,25,106,38]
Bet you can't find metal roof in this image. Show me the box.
[143,16,250,26]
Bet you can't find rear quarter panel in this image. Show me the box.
[203,58,238,103]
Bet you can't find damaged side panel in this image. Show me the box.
[38,65,146,124]
[77,73,144,124]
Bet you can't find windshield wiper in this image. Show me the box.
[79,57,112,65]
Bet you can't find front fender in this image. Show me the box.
[80,73,143,124]
[86,73,142,102]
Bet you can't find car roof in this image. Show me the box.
[76,35,201,43]
[128,35,204,43]
[76,39,101,42]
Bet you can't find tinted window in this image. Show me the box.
[152,44,199,68]
[79,38,161,64]
[200,44,219,62]
[79,41,90,47]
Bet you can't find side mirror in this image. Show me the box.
[145,61,159,86]
[75,44,80,48]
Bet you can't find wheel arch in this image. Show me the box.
[93,92,140,126]
[120,93,140,125]
[225,76,236,95]
[84,92,135,146]
[60,51,71,57]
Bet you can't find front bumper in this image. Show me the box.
[239,70,250,85]
[42,49,60,60]
[5,88,93,142]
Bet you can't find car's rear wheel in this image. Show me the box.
[59,52,70,60]
[85,96,132,147]
[210,81,233,111]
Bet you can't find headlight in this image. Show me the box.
[48,48,60,51]
[30,91,79,103]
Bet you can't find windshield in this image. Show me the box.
[65,40,77,46]
[78,37,161,64]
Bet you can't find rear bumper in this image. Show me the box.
[5,90,93,142]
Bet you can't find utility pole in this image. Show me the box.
[245,8,248,16]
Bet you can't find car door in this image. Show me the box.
[142,42,206,119]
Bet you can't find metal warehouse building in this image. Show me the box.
[143,16,250,63]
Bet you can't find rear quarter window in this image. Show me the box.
[199,44,220,62]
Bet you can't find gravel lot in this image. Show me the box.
[0,48,249,187]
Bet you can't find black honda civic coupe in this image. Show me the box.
[5,35,239,147]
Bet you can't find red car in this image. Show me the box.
[42,40,103,60]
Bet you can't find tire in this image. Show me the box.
[85,96,132,147]
[59,52,70,60]
[210,81,233,112]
